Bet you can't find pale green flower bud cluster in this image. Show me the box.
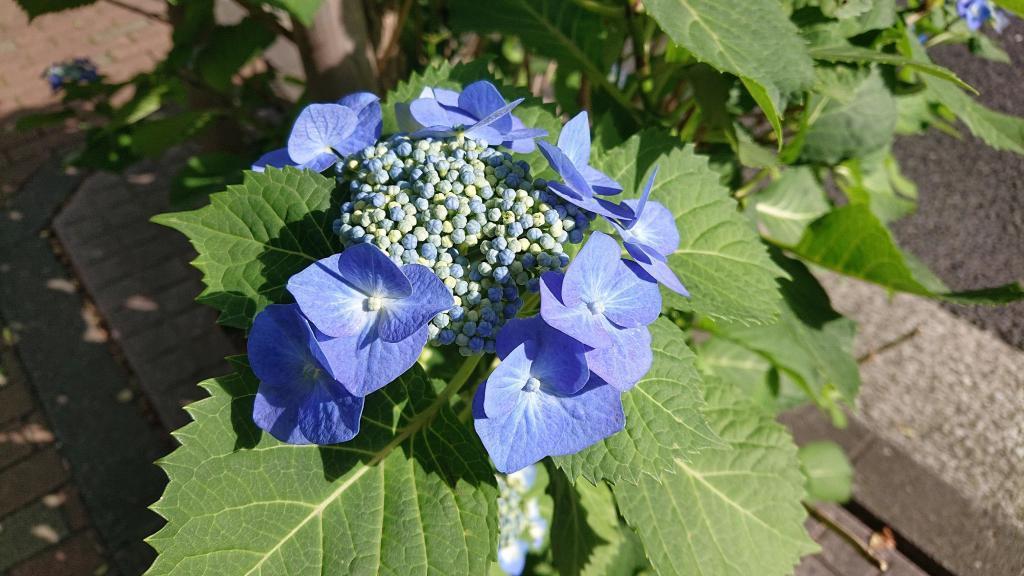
[333,135,591,355]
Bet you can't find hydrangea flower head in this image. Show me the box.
[248,304,364,444]
[474,317,625,473]
[538,112,631,220]
[406,81,546,152]
[334,135,591,355]
[612,168,690,297]
[254,92,382,173]
[43,58,99,92]
[287,242,452,396]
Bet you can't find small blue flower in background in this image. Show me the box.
[473,316,625,473]
[496,466,547,576]
[957,0,1010,32]
[287,242,453,397]
[248,304,364,444]
[43,58,99,92]
[253,92,382,173]
[612,168,690,297]
[538,112,632,220]
[405,81,546,152]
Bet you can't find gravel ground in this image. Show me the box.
[891,20,1024,350]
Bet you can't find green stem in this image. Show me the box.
[445,353,485,399]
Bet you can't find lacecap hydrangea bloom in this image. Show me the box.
[247,81,689,474]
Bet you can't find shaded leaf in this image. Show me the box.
[751,167,831,246]
[799,441,853,503]
[801,67,898,164]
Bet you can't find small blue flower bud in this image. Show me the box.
[462,321,477,336]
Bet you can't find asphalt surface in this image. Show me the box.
[891,20,1024,349]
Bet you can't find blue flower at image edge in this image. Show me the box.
[403,81,547,152]
[253,92,383,173]
[287,242,453,397]
[473,316,625,473]
[247,304,364,445]
[957,0,1010,32]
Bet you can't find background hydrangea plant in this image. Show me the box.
[11,0,1013,573]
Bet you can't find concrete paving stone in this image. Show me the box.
[780,405,874,461]
[795,556,839,576]
[7,529,107,576]
[0,448,68,518]
[0,412,54,471]
[0,498,70,571]
[54,485,92,533]
[821,274,1024,531]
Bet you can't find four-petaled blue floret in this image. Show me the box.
[246,83,691,470]
[957,0,1010,32]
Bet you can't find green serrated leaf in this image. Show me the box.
[799,441,853,503]
[751,167,831,246]
[152,167,340,329]
[614,379,818,576]
[790,204,1024,304]
[147,360,498,576]
[808,44,977,93]
[801,67,898,165]
[645,0,815,144]
[594,131,786,325]
[555,319,722,485]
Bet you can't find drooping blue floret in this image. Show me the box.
[253,93,382,173]
[611,167,690,297]
[539,231,660,349]
[473,317,625,473]
[248,304,364,445]
[957,0,1009,31]
[404,81,547,152]
[286,243,452,396]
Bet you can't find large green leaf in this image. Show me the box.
[555,319,721,485]
[790,204,1024,303]
[152,167,340,329]
[446,0,631,111]
[750,167,831,246]
[903,31,1024,154]
[800,67,898,164]
[196,20,276,93]
[613,379,818,576]
[548,470,645,576]
[594,131,787,325]
[147,360,498,575]
[709,253,860,407]
[645,0,815,143]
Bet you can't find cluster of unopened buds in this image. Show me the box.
[248,81,689,473]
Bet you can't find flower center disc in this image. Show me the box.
[522,377,541,392]
[587,301,605,315]
[365,296,383,311]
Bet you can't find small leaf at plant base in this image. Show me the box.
[750,167,831,247]
[152,167,339,329]
[147,360,498,576]
[799,441,854,503]
[14,0,96,18]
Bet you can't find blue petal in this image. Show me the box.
[473,376,625,473]
[624,166,659,230]
[409,98,453,130]
[458,81,513,132]
[619,199,678,257]
[432,87,461,107]
[287,103,358,164]
[377,264,453,343]
[547,182,632,220]
[252,148,294,172]
[335,92,381,156]
[300,153,342,173]
[625,243,690,297]
[539,271,613,349]
[287,254,374,338]
[560,231,622,308]
[317,323,428,396]
[598,263,661,329]
[580,164,624,196]
[338,242,413,299]
[561,232,661,328]
[495,316,589,395]
[464,98,524,139]
[557,111,591,168]
[482,343,533,418]
[249,304,365,444]
[538,141,592,199]
[585,325,653,391]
